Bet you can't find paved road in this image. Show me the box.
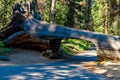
[0,61,110,80]
[0,50,110,80]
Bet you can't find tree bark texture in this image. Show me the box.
[85,0,92,31]
[110,0,120,35]
[104,0,109,34]
[65,0,75,28]
[50,0,56,24]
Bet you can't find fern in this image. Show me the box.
[0,41,11,56]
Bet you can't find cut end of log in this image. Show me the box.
[97,49,120,62]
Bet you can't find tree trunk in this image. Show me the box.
[65,0,75,28]
[104,0,109,34]
[85,0,92,31]
[110,0,120,35]
[49,0,62,55]
[50,0,56,24]
[35,0,46,16]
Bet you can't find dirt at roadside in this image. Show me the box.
[0,48,62,66]
[83,61,120,80]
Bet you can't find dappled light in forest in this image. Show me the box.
[0,0,120,80]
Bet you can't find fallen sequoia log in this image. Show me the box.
[1,13,120,61]
[0,2,120,61]
[22,17,120,61]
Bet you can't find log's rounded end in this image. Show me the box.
[97,49,120,62]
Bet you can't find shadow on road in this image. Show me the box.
[0,60,109,80]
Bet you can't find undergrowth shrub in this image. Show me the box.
[0,41,11,56]
[61,39,91,55]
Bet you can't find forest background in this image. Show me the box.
[0,0,119,54]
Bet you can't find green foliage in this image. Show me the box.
[42,0,50,22]
[91,0,120,35]
[42,0,67,25]
[61,39,91,55]
[42,0,85,27]
[0,48,11,53]
[0,41,5,47]
[91,0,105,33]
[0,41,11,56]
[74,0,85,29]
[55,1,67,25]
[0,0,14,28]
[61,44,74,56]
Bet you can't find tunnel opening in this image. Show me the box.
[61,39,98,62]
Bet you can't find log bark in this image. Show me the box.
[23,17,120,61]
[0,12,25,40]
[0,2,47,51]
